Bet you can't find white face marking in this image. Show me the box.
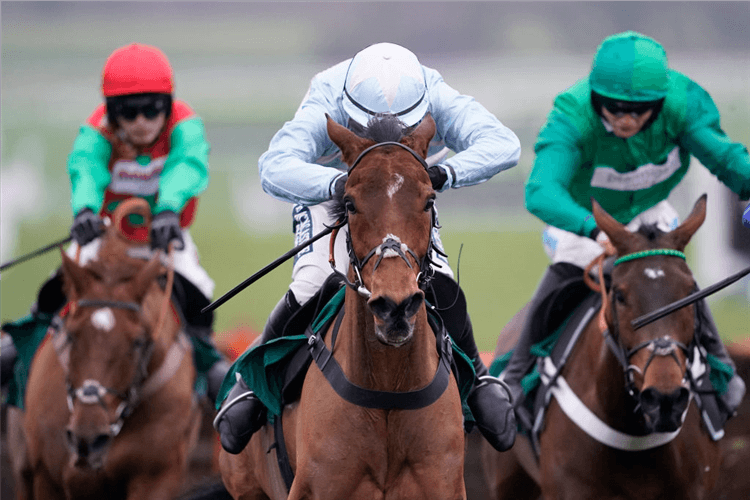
[91,308,115,332]
[386,174,404,199]
[644,267,666,280]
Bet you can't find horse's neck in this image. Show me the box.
[335,288,439,392]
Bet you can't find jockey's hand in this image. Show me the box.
[594,228,617,255]
[150,210,185,252]
[427,165,448,191]
[71,208,104,246]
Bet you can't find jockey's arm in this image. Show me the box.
[68,125,112,217]
[426,67,520,191]
[525,104,598,237]
[258,75,346,206]
[156,117,210,215]
[677,80,750,200]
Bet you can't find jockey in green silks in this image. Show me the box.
[501,31,749,427]
[1,43,229,406]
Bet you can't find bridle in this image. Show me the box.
[328,141,447,298]
[586,248,696,401]
[61,299,154,437]
[58,246,183,439]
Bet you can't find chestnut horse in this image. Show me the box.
[482,195,722,499]
[8,200,202,499]
[219,114,466,499]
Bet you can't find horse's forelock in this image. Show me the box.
[360,114,407,143]
[636,223,666,243]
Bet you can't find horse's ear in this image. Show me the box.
[667,194,707,251]
[60,250,92,302]
[326,114,371,166]
[407,113,436,159]
[130,254,163,303]
[591,197,638,253]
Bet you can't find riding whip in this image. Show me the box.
[0,235,72,273]
[632,264,750,330]
[200,221,346,315]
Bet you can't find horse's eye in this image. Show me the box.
[614,289,626,305]
[132,337,148,351]
[424,197,435,212]
[344,198,357,214]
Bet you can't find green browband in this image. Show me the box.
[614,249,686,266]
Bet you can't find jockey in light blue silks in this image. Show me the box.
[500,31,749,427]
[214,42,522,454]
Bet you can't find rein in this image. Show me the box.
[60,245,184,438]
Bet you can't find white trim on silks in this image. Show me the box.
[541,357,684,451]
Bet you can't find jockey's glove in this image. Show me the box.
[427,165,448,191]
[71,208,104,246]
[151,210,185,252]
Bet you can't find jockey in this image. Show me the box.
[2,43,229,405]
[214,42,521,454]
[501,31,749,426]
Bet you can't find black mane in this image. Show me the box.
[636,223,666,242]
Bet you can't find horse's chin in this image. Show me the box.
[374,324,414,347]
[72,453,107,471]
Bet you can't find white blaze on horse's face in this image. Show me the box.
[644,267,666,280]
[91,308,116,332]
[387,173,404,199]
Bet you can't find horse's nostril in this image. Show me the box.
[91,434,110,452]
[66,429,75,446]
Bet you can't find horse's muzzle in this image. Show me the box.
[66,427,111,469]
[639,386,690,433]
[368,292,424,346]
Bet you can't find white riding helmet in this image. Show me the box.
[343,42,428,127]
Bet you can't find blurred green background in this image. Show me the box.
[2,2,748,352]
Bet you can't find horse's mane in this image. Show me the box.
[635,223,666,243]
[329,114,410,222]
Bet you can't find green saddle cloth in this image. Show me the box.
[216,286,477,421]
[3,313,53,410]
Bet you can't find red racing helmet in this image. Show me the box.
[102,43,174,97]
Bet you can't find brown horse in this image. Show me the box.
[9,200,202,499]
[482,195,722,500]
[219,114,467,499]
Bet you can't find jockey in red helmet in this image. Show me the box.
[2,43,229,407]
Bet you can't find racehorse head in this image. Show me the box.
[59,237,164,469]
[592,195,707,433]
[326,113,437,346]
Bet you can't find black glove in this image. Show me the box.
[71,208,104,246]
[427,165,448,191]
[150,210,184,251]
[331,174,347,200]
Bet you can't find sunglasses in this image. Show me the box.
[601,100,655,118]
[116,100,167,121]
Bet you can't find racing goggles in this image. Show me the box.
[600,96,659,118]
[114,96,169,121]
